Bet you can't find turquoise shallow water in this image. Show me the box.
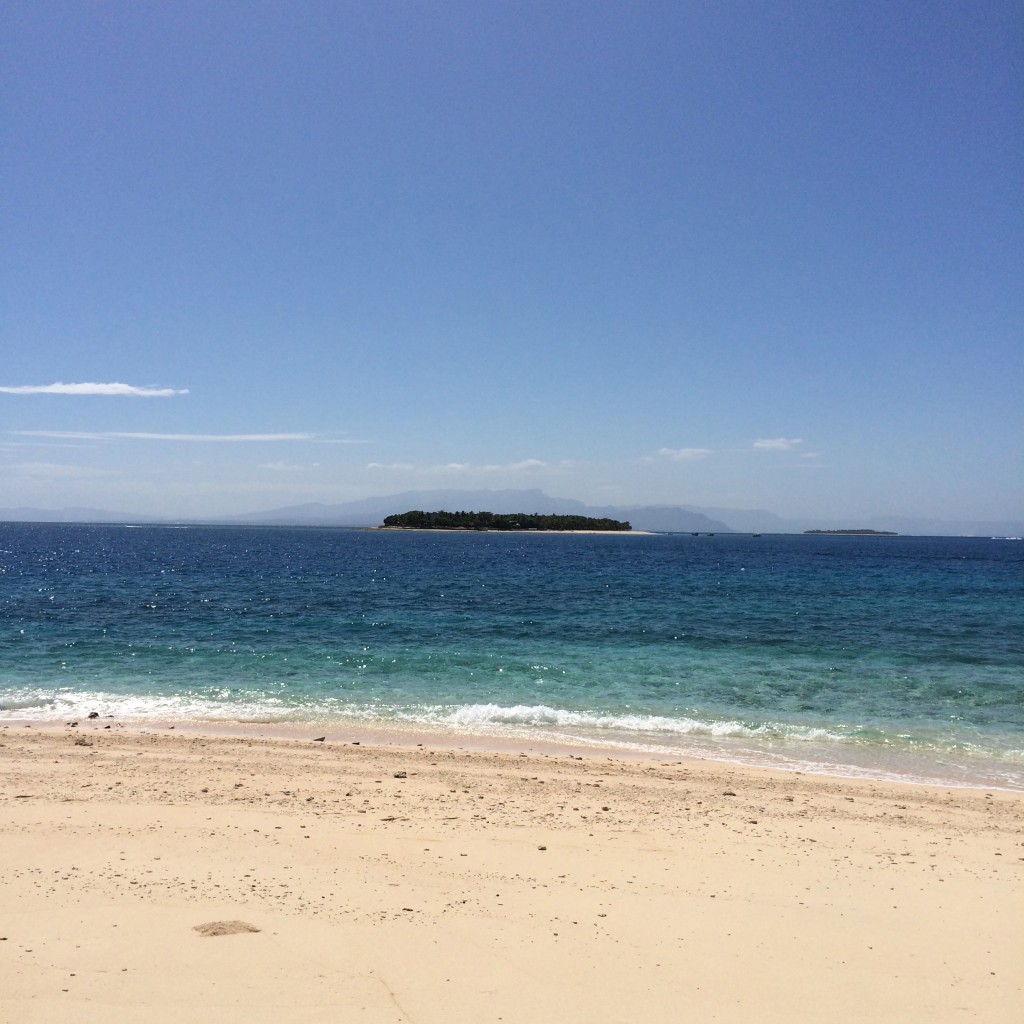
[1,523,1022,788]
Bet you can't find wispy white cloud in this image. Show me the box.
[15,431,332,443]
[367,458,549,475]
[261,461,321,471]
[753,437,803,451]
[1,439,99,451]
[655,447,714,462]
[481,458,546,473]
[0,382,188,397]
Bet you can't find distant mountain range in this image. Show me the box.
[216,489,734,533]
[1,489,1021,537]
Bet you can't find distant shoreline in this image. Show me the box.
[376,526,654,535]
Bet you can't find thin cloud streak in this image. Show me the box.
[0,382,188,397]
[16,431,322,443]
[367,458,549,475]
[753,438,803,451]
[481,459,545,473]
[656,447,714,461]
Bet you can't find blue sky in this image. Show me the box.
[3,1,1021,520]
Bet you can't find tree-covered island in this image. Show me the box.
[803,529,898,536]
[382,510,632,531]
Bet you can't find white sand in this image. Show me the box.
[1,724,1021,1023]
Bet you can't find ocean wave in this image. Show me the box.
[0,693,60,713]
[0,688,295,723]
[0,691,1006,753]
[2,689,1020,790]
[412,702,849,744]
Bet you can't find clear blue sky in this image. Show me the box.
[3,1,1021,520]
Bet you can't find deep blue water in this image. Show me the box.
[1,523,1021,787]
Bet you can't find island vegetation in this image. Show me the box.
[803,529,898,536]
[382,510,632,532]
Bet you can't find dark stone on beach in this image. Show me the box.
[87,712,99,719]
[394,771,407,779]
[723,790,737,796]
[312,736,325,742]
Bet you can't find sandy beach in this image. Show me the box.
[1,724,1020,1024]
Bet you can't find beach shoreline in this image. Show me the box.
[4,708,1019,793]
[374,526,656,534]
[2,723,1021,1023]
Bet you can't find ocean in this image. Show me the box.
[1,523,1021,789]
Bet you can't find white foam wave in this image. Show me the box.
[0,694,58,713]
[412,702,847,743]
[0,689,296,723]
[0,691,847,747]
[3,691,1020,790]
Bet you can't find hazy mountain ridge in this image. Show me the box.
[220,490,734,533]
[1,490,1021,536]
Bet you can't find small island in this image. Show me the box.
[803,529,898,536]
[382,510,632,532]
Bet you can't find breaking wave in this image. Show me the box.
[416,702,848,743]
